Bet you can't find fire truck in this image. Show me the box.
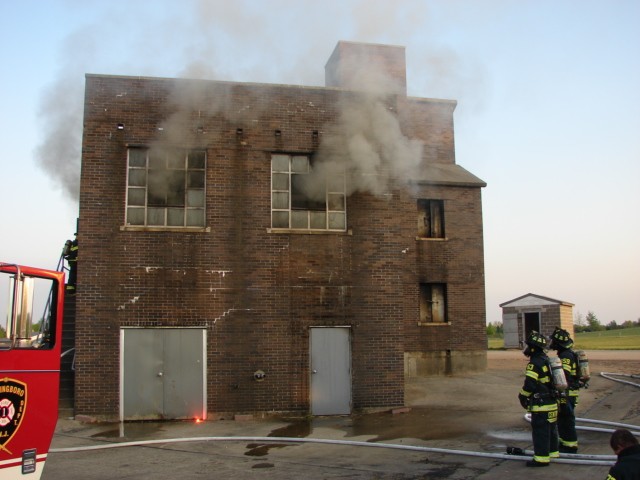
[0,263,65,479]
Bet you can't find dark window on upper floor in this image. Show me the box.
[271,154,346,231]
[126,148,206,227]
[417,199,445,238]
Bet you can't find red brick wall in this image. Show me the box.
[76,73,486,418]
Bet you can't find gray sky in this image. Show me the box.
[1,0,638,325]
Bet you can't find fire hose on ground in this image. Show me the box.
[600,371,640,388]
[49,370,639,467]
[50,434,614,466]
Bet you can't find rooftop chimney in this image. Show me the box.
[325,41,407,95]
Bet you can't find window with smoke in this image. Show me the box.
[271,154,346,231]
[126,148,206,227]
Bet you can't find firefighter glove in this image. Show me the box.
[518,393,529,409]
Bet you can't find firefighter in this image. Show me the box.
[64,233,78,295]
[550,327,580,453]
[518,330,560,467]
[607,429,640,480]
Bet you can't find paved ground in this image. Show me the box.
[44,350,639,479]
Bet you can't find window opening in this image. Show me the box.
[126,148,206,227]
[417,199,445,238]
[420,283,447,323]
[271,154,346,231]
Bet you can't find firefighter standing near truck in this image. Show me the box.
[550,327,581,454]
[518,330,560,467]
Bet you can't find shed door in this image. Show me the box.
[310,327,351,415]
[503,313,519,348]
[121,328,206,421]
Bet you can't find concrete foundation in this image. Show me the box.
[404,350,487,377]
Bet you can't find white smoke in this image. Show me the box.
[33,1,483,203]
[313,96,424,198]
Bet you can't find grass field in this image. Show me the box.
[487,326,640,350]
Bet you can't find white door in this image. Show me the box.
[503,313,519,348]
[310,327,351,415]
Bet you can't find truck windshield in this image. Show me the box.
[0,268,56,350]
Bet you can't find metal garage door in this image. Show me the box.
[121,328,206,421]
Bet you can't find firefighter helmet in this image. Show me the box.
[525,330,547,350]
[550,327,573,349]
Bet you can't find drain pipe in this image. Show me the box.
[49,435,614,466]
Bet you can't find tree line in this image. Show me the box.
[573,311,640,333]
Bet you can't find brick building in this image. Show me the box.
[75,41,487,420]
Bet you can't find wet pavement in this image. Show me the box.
[43,350,639,479]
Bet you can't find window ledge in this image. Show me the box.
[417,322,451,327]
[120,226,211,233]
[268,228,353,235]
[415,237,448,241]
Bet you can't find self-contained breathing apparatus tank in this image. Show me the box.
[575,350,591,383]
[62,239,72,257]
[548,356,569,391]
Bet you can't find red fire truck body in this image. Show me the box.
[0,263,65,479]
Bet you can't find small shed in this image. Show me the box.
[500,293,574,349]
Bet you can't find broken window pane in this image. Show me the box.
[291,173,325,211]
[188,151,206,169]
[149,151,164,169]
[167,149,185,169]
[327,175,344,192]
[188,171,205,188]
[166,171,186,206]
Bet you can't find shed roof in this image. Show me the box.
[499,293,574,308]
